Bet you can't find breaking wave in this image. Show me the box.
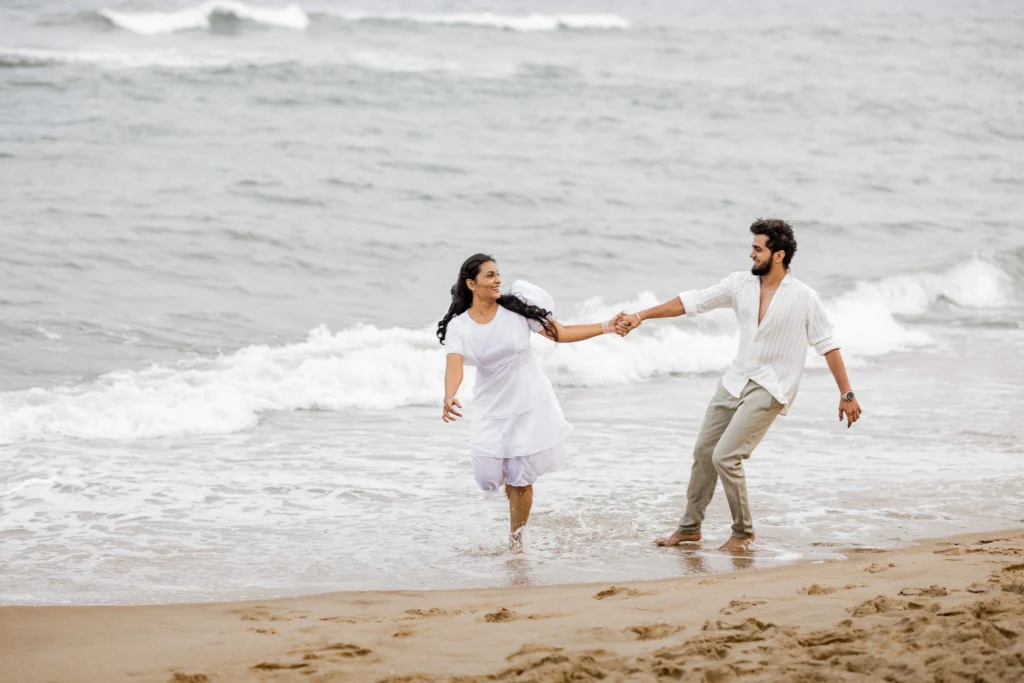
[0,259,1012,444]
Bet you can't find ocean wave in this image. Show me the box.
[0,47,510,77]
[319,10,630,33]
[835,258,1013,316]
[92,3,625,35]
[0,259,1011,444]
[0,46,264,69]
[348,50,516,78]
[98,1,309,35]
[1,45,525,78]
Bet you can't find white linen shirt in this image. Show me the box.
[679,271,839,415]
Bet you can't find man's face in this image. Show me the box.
[750,234,774,276]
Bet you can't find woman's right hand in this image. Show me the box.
[442,396,463,423]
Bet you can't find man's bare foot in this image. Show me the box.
[718,535,755,552]
[654,530,702,546]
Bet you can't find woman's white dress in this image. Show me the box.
[443,281,572,491]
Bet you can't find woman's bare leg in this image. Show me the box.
[506,484,533,549]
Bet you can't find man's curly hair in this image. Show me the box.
[750,218,797,269]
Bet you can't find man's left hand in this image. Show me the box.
[839,398,862,428]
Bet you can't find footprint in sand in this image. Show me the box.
[593,586,644,600]
[626,623,684,641]
[720,599,767,614]
[481,607,560,622]
[506,643,565,661]
[973,547,1024,557]
[320,643,373,659]
[393,626,414,638]
[279,643,373,667]
[238,608,292,622]
[484,608,517,623]
[1001,565,1024,595]
[865,562,897,573]
[404,608,458,618]
[800,584,837,595]
[850,596,909,617]
[318,614,385,624]
[662,618,773,658]
[170,674,208,683]
[702,618,774,635]
[251,662,310,671]
[898,586,949,597]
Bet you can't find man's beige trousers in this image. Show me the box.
[678,380,784,539]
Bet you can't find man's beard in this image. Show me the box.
[751,259,772,276]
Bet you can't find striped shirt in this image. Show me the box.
[679,271,839,414]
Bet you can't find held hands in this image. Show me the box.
[604,312,630,337]
[442,396,462,423]
[615,312,642,336]
[839,397,862,428]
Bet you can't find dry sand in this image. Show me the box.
[2,530,1023,682]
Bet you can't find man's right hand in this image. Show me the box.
[442,396,463,423]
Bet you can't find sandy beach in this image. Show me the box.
[2,530,1022,682]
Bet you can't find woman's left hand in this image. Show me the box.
[442,396,463,423]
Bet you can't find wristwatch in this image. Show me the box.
[841,391,855,402]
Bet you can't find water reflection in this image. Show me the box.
[676,548,757,575]
[505,557,535,587]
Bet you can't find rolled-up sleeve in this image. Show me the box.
[679,273,739,318]
[807,292,839,355]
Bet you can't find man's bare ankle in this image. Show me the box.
[655,530,702,546]
[718,535,755,552]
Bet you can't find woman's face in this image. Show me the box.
[468,261,501,302]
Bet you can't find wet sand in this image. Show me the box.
[2,530,1023,682]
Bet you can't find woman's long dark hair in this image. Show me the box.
[437,253,557,344]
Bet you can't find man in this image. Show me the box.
[618,218,861,552]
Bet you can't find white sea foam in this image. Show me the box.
[348,51,516,78]
[0,46,272,69]
[0,260,1010,444]
[0,46,515,77]
[839,259,1012,316]
[99,1,310,35]
[322,10,630,32]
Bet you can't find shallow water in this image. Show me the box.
[1,0,1023,604]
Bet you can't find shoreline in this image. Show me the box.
[2,529,1023,682]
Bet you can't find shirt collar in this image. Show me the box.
[747,269,793,286]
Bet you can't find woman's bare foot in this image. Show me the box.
[718,535,755,552]
[654,530,702,546]
[509,529,525,553]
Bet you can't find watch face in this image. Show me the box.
[843,392,855,401]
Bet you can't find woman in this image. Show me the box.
[438,253,624,549]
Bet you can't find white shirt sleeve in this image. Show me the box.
[679,272,741,318]
[807,292,840,356]
[444,318,465,356]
